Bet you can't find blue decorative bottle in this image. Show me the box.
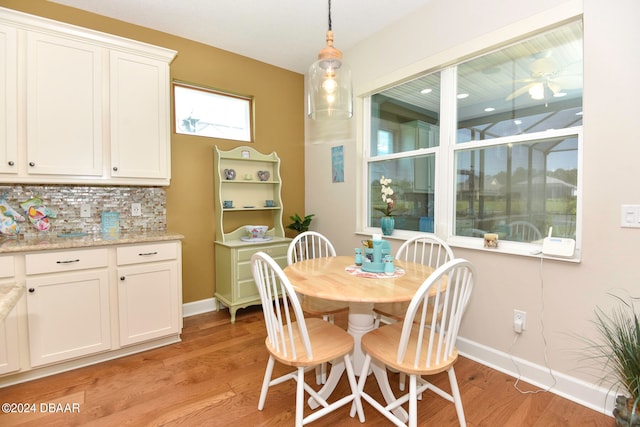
[384,255,395,275]
[354,248,363,266]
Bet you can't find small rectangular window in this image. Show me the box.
[173,82,253,142]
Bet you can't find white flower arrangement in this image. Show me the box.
[375,175,395,216]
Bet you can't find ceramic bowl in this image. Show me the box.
[244,225,268,239]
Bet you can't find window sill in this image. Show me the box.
[447,236,581,263]
[357,229,581,263]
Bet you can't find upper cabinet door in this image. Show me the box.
[110,51,170,182]
[26,31,103,176]
[0,24,17,175]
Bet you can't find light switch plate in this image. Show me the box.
[80,204,91,218]
[131,203,142,217]
[621,205,640,228]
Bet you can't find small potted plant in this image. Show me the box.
[374,176,396,236]
[286,213,314,235]
[585,294,640,426]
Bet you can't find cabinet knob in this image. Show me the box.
[120,276,125,281]
[7,161,14,166]
[28,288,35,293]
[29,162,35,167]
[113,166,118,172]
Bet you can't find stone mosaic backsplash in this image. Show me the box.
[0,185,166,239]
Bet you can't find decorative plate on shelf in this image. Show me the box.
[240,236,273,242]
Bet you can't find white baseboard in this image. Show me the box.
[182,297,218,317]
[456,336,615,418]
[180,298,615,418]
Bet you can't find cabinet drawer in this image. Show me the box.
[0,256,14,278]
[26,249,108,275]
[237,243,288,262]
[238,254,287,282]
[117,242,177,266]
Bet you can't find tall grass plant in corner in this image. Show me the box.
[586,294,640,426]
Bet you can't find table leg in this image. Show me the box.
[308,302,375,410]
[347,302,375,373]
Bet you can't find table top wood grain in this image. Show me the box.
[283,256,435,303]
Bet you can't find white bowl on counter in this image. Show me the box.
[244,225,268,239]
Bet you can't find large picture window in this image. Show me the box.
[366,20,582,249]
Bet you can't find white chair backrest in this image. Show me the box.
[397,258,475,369]
[395,235,455,269]
[287,231,336,265]
[509,221,543,242]
[251,251,312,361]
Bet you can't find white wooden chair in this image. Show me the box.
[251,252,364,426]
[373,235,455,392]
[287,231,349,384]
[508,221,543,242]
[353,258,476,427]
[374,235,455,328]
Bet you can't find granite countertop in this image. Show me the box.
[0,231,184,254]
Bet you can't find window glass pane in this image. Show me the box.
[454,135,578,242]
[369,155,435,232]
[370,72,441,157]
[457,21,582,142]
[174,83,253,142]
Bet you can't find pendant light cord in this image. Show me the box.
[328,0,332,31]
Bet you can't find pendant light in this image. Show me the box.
[307,0,353,120]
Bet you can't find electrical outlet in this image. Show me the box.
[131,203,142,217]
[80,204,91,218]
[513,309,526,333]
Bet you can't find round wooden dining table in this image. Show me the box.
[283,255,435,365]
[283,255,435,419]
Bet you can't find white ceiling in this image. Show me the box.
[48,0,433,74]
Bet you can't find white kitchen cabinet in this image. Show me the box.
[0,305,19,375]
[0,255,19,375]
[0,7,176,186]
[0,23,17,175]
[25,249,110,367]
[110,51,170,182]
[116,242,181,346]
[25,31,103,177]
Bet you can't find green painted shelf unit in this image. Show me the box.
[213,146,290,323]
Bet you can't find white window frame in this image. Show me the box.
[360,21,583,262]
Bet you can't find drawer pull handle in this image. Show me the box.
[28,288,35,293]
[29,161,35,167]
[138,252,158,256]
[120,276,125,281]
[56,259,80,264]
[7,161,14,166]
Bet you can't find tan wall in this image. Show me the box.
[0,0,306,303]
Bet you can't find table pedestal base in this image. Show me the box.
[307,302,408,423]
[346,302,375,373]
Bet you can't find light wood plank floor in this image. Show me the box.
[0,307,613,426]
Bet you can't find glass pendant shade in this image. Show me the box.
[307,31,353,120]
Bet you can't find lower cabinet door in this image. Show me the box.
[0,304,20,375]
[26,270,111,367]
[117,261,179,346]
